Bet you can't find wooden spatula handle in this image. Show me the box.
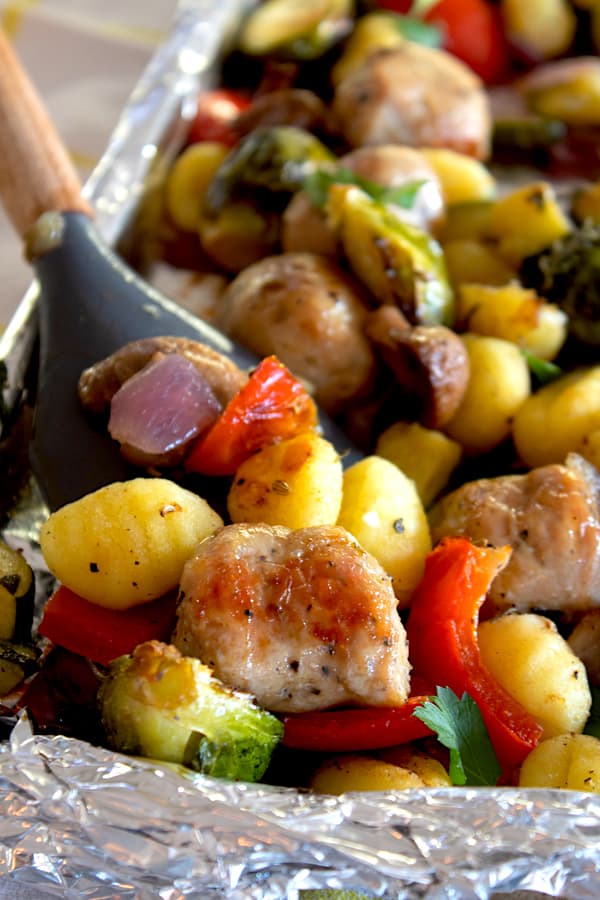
[0,28,93,239]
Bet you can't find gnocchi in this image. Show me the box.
[478,613,591,739]
[519,733,600,792]
[40,478,223,609]
[310,751,451,795]
[227,433,343,528]
[444,334,531,454]
[336,455,431,606]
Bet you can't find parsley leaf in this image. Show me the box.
[413,686,502,786]
[584,686,600,739]
[302,167,425,210]
[392,15,441,48]
[521,349,562,386]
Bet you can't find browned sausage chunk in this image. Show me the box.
[214,252,376,415]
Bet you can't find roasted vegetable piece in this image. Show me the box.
[203,126,335,218]
[238,0,354,60]
[38,585,178,667]
[327,184,454,325]
[98,641,283,782]
[0,541,34,641]
[0,640,38,695]
[520,221,600,346]
[405,537,543,772]
[281,696,432,751]
[185,355,317,477]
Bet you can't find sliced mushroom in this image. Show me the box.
[364,305,470,429]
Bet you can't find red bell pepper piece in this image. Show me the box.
[185,355,318,477]
[424,0,510,84]
[281,696,434,752]
[405,537,543,771]
[38,585,178,667]
[187,88,251,147]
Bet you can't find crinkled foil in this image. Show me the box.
[1,2,600,897]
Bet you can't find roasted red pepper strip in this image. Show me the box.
[185,355,318,477]
[281,696,433,752]
[405,537,543,771]
[38,585,178,667]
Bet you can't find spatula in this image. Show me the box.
[0,28,359,512]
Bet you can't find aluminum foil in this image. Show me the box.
[1,2,600,897]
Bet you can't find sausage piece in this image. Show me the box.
[214,252,376,415]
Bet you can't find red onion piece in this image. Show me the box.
[108,353,222,462]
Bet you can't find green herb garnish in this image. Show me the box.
[521,349,562,385]
[413,686,502,786]
[303,167,425,210]
[392,15,441,48]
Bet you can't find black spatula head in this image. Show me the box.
[28,212,360,510]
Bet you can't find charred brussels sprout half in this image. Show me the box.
[327,184,454,327]
[520,221,600,347]
[204,125,335,217]
[98,641,283,782]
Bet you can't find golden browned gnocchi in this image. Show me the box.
[455,283,568,360]
[40,478,223,609]
[336,455,431,607]
[519,733,600,792]
[513,367,600,467]
[227,433,343,528]
[375,421,462,508]
[310,751,451,795]
[444,333,531,454]
[478,612,591,739]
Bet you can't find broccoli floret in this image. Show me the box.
[520,220,600,347]
[98,641,283,782]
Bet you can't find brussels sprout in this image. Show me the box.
[238,0,354,61]
[98,641,283,782]
[327,184,454,326]
[204,126,335,218]
[520,220,600,347]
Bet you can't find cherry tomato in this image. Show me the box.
[187,88,251,147]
